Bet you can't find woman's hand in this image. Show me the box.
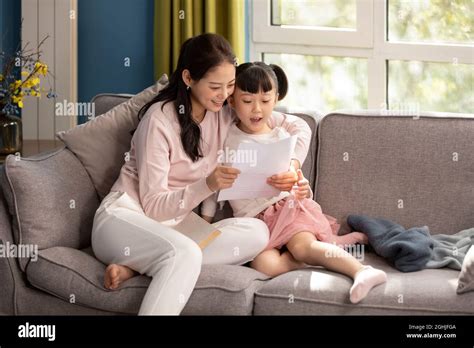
[266,159,300,192]
[206,165,241,192]
[293,169,311,200]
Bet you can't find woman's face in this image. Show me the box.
[188,62,236,113]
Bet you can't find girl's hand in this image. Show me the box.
[201,215,213,223]
[266,159,299,192]
[206,165,241,192]
[293,169,311,200]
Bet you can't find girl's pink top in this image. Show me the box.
[110,101,311,223]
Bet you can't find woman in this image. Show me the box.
[91,33,311,315]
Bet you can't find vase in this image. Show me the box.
[0,108,23,163]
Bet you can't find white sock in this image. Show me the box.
[350,265,387,304]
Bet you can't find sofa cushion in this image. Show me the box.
[253,252,474,315]
[26,246,149,314]
[457,245,474,294]
[181,265,270,315]
[292,113,318,192]
[56,74,168,200]
[315,112,474,236]
[0,147,100,271]
[26,246,270,315]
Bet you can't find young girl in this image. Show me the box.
[203,62,387,304]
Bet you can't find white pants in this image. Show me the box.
[91,191,269,315]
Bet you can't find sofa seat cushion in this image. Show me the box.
[253,252,474,315]
[26,246,149,314]
[26,246,270,315]
[181,265,270,315]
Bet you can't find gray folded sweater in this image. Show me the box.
[425,228,474,270]
[347,215,474,272]
[346,215,434,272]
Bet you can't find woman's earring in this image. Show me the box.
[186,85,190,91]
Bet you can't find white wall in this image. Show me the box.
[21,0,78,140]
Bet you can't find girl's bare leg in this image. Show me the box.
[104,264,139,290]
[250,248,305,277]
[286,232,387,303]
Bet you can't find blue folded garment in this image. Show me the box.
[347,215,434,272]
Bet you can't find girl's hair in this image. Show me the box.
[235,62,288,101]
[131,33,236,162]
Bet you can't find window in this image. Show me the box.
[251,0,474,114]
[389,60,473,113]
[271,0,357,29]
[264,53,367,112]
[388,0,473,45]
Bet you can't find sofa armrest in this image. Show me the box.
[0,165,20,314]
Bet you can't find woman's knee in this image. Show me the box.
[243,218,270,252]
[144,236,202,277]
[175,237,203,266]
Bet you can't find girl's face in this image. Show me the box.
[186,62,236,113]
[229,86,278,134]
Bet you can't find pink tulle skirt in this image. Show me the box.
[256,196,366,251]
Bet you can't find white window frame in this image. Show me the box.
[251,0,474,110]
[253,0,373,48]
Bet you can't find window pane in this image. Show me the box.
[388,60,474,113]
[263,53,367,113]
[388,0,474,44]
[272,0,356,29]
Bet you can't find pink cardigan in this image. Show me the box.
[110,101,311,223]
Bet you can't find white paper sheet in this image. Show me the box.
[217,135,297,201]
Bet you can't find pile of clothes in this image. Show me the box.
[347,215,474,272]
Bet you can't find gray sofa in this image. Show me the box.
[1,93,473,316]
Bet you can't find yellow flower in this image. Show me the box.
[12,95,24,108]
[10,80,22,93]
[31,90,41,97]
[21,71,29,77]
[24,77,40,89]
[35,62,48,76]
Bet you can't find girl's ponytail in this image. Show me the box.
[269,64,288,101]
[235,62,289,101]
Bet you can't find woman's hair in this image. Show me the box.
[235,62,288,101]
[132,33,236,162]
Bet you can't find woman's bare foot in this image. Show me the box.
[104,264,137,290]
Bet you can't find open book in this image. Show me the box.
[172,212,222,249]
